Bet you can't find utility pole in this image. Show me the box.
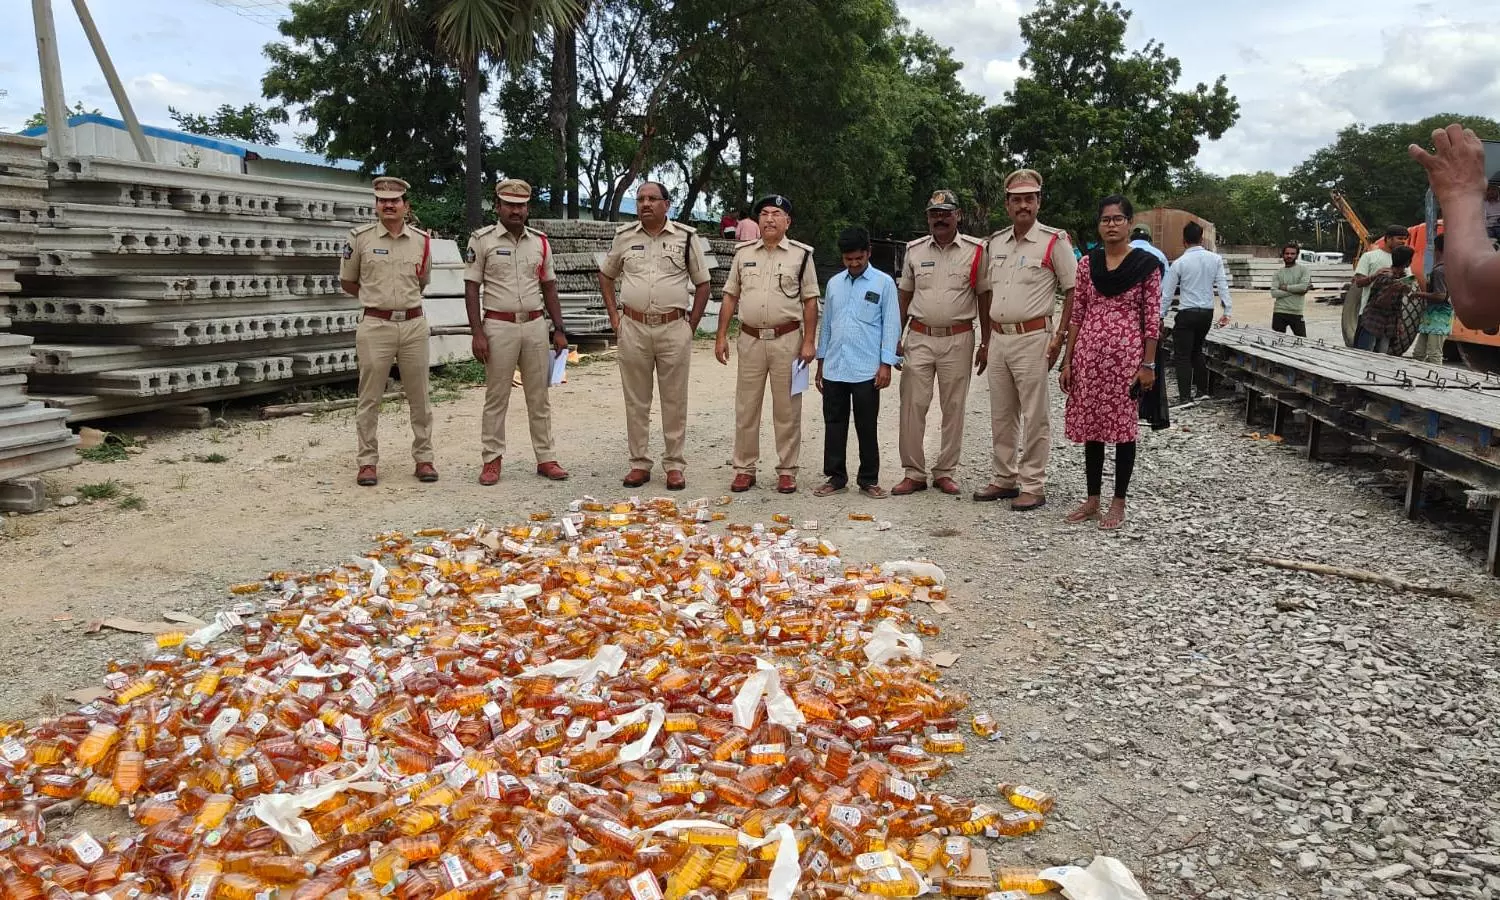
[32,0,74,159]
[71,0,154,162]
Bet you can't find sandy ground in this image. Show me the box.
[7,289,1495,897]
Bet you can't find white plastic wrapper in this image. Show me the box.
[250,751,384,853]
[520,644,627,683]
[880,560,946,586]
[1041,858,1151,900]
[185,621,227,646]
[862,618,923,665]
[767,822,801,900]
[288,662,351,680]
[349,556,389,597]
[583,702,665,762]
[733,658,806,728]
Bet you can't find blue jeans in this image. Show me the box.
[1354,327,1391,354]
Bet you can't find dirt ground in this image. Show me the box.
[6,289,1497,898]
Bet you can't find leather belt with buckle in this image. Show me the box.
[743,320,801,340]
[622,307,686,326]
[989,315,1049,336]
[364,306,423,321]
[484,309,546,323]
[909,319,974,338]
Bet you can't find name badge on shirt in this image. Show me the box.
[920,260,936,268]
[742,261,757,268]
[863,291,880,304]
[496,249,512,256]
[372,249,389,255]
[630,244,646,251]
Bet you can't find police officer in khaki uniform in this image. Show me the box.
[974,169,1077,510]
[340,176,435,487]
[892,189,985,497]
[715,194,820,494]
[598,181,711,491]
[464,179,571,485]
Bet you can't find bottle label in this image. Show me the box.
[245,712,270,735]
[886,778,917,801]
[546,795,578,817]
[830,805,863,827]
[847,715,874,732]
[66,830,103,864]
[440,854,469,888]
[237,763,260,787]
[439,734,466,760]
[479,772,502,800]
[628,871,664,900]
[325,850,362,871]
[1016,786,1048,803]
[544,887,566,900]
[749,743,784,757]
[207,708,242,744]
[0,739,26,763]
[184,875,215,900]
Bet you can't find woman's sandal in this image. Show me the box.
[1065,504,1099,524]
[1099,506,1126,530]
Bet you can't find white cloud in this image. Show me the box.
[899,0,1027,102]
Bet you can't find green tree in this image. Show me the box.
[24,101,101,130]
[993,0,1238,236]
[1164,167,1302,248]
[1282,113,1500,252]
[369,0,585,229]
[168,103,288,144]
[263,0,469,187]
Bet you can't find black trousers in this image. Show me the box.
[1173,307,1213,403]
[823,378,880,487]
[1270,312,1307,337]
[1085,441,1137,499]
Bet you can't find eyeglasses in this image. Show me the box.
[1099,215,1129,225]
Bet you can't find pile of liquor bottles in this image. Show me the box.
[0,497,1063,900]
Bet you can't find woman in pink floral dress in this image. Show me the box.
[1058,195,1162,529]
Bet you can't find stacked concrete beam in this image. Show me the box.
[0,329,78,506]
[0,135,47,298]
[6,153,389,420]
[1224,255,1353,290]
[529,218,721,339]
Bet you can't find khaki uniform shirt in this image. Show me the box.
[898,233,984,325]
[977,223,1077,324]
[463,225,557,313]
[723,238,820,328]
[598,220,711,313]
[339,222,431,310]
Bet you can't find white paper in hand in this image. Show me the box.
[790,359,810,396]
[549,349,567,386]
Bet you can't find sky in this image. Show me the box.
[2,0,1497,177]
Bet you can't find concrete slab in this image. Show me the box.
[0,374,29,409]
[0,441,81,480]
[28,361,241,397]
[9,294,356,326]
[0,476,47,513]
[0,403,72,448]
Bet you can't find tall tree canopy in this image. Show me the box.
[168,103,288,144]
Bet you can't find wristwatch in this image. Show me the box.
[1140,362,1156,370]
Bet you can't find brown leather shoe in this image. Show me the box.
[356,465,377,487]
[479,457,502,486]
[933,477,960,495]
[777,475,797,494]
[890,477,928,496]
[622,468,651,488]
[665,470,686,491]
[536,461,570,481]
[414,462,439,483]
[1011,492,1047,511]
[730,473,756,492]
[973,483,1020,502]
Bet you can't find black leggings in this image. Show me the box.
[1085,441,1137,500]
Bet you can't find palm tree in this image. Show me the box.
[369,0,583,229]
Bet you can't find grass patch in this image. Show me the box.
[77,480,123,500]
[78,433,139,463]
[194,452,229,464]
[117,495,146,511]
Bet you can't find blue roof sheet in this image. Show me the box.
[19,113,368,172]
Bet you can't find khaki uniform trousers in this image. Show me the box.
[986,329,1051,494]
[733,329,802,477]
[481,316,555,463]
[355,316,433,467]
[898,329,975,481]
[618,316,693,473]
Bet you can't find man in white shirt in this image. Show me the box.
[1160,222,1231,405]
[1351,225,1409,316]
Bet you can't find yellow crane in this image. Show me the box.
[1329,190,1371,257]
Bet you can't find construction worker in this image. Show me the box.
[464,179,571,486]
[598,181,711,490]
[715,194,820,494]
[974,168,1077,510]
[892,189,985,496]
[340,176,435,488]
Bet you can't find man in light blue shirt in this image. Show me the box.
[815,227,900,498]
[1160,222,1232,404]
[1129,224,1168,273]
